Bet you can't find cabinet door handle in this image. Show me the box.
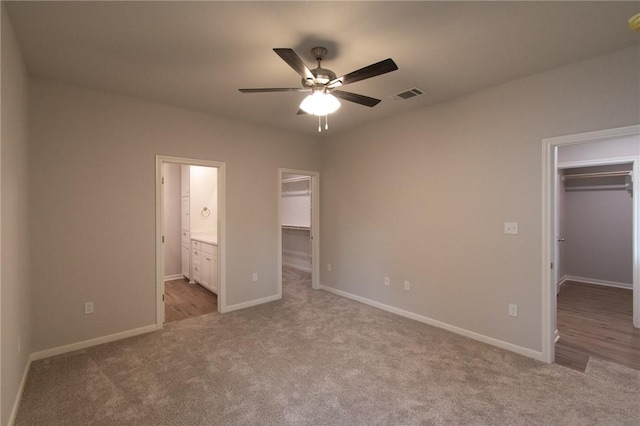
[206,258,211,261]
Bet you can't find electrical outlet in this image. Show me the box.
[84,301,94,315]
[404,280,410,291]
[252,272,258,282]
[384,276,390,286]
[327,264,332,272]
[504,222,519,235]
[508,303,518,317]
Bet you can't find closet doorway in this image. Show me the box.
[555,160,636,370]
[541,125,640,365]
[277,168,320,298]
[155,156,226,329]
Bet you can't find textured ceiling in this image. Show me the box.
[5,1,640,136]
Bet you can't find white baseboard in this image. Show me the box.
[319,284,545,362]
[560,275,632,290]
[8,355,32,426]
[223,294,281,313]
[30,324,158,361]
[164,274,184,282]
[282,261,312,273]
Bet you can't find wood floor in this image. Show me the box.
[555,281,640,372]
[165,278,217,323]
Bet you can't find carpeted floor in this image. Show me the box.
[16,268,640,425]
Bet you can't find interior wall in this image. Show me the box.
[189,165,217,235]
[320,46,640,353]
[163,163,181,278]
[1,5,32,425]
[29,79,321,352]
[558,137,640,163]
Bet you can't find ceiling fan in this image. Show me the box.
[238,47,398,131]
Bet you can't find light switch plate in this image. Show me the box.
[504,222,519,235]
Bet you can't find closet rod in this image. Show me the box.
[562,171,632,181]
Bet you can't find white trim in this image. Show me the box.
[282,262,312,273]
[156,156,227,321]
[8,356,31,426]
[559,275,633,290]
[543,125,640,146]
[277,168,320,298]
[320,285,545,362]
[30,324,157,361]
[163,274,184,282]
[541,125,640,364]
[558,157,639,169]
[224,294,281,313]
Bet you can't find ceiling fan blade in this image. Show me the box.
[273,48,315,82]
[332,90,381,107]
[296,109,308,115]
[238,88,310,93]
[328,58,398,87]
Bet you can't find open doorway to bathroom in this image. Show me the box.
[277,168,320,299]
[156,156,226,328]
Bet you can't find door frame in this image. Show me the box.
[155,155,226,328]
[541,125,640,363]
[277,168,320,296]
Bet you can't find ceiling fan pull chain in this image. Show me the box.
[318,115,321,132]
[325,114,329,130]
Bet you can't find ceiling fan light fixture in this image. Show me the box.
[299,91,341,116]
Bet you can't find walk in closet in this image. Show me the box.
[281,174,312,272]
[558,163,633,286]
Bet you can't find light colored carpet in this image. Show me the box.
[16,268,640,425]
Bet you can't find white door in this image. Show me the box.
[181,244,190,278]
[181,197,190,231]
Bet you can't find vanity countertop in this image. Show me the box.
[190,232,217,245]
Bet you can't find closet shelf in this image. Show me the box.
[562,171,632,181]
[282,176,310,184]
[282,225,310,230]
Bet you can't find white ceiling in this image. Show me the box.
[5,1,639,136]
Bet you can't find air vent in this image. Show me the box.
[390,87,425,101]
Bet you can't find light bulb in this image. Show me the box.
[299,92,341,116]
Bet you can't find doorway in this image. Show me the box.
[554,160,636,370]
[155,156,226,329]
[277,168,320,298]
[541,125,640,364]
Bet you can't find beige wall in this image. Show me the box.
[29,80,321,352]
[162,163,181,278]
[562,183,633,284]
[189,165,218,235]
[1,4,32,425]
[320,47,639,353]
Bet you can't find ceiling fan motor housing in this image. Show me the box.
[301,46,338,88]
[304,68,337,88]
